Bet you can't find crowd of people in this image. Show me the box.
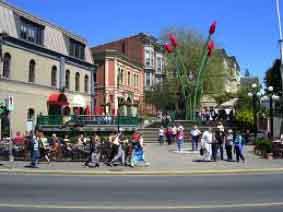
[7,130,149,168]
[159,122,247,163]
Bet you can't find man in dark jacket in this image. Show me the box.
[214,129,225,161]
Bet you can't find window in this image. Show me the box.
[65,70,70,90]
[120,69,124,85]
[157,57,162,73]
[128,72,130,86]
[69,39,85,60]
[28,60,35,83]
[20,18,43,45]
[146,72,151,87]
[75,72,80,92]
[3,53,11,79]
[84,75,89,93]
[51,66,57,87]
[27,108,35,120]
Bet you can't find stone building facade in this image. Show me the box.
[0,1,95,137]
[93,50,144,116]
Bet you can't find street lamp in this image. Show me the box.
[264,86,280,138]
[248,83,259,139]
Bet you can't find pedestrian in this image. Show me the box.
[172,124,177,143]
[233,130,246,163]
[159,126,165,145]
[110,133,126,166]
[215,127,225,161]
[130,132,149,167]
[30,131,41,168]
[176,125,184,152]
[190,125,201,152]
[166,127,173,145]
[200,128,213,161]
[38,132,50,164]
[84,134,99,168]
[225,129,234,162]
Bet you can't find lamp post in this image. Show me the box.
[248,83,260,139]
[263,86,280,138]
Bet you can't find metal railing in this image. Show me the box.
[37,115,140,128]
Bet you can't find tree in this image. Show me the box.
[264,59,282,94]
[159,27,228,119]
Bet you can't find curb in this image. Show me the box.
[0,168,283,176]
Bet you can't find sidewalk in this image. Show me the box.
[0,144,283,175]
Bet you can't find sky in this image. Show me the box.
[6,0,283,82]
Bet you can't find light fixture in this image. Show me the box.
[251,83,257,89]
[268,86,274,92]
[248,92,253,97]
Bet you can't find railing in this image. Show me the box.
[37,115,140,128]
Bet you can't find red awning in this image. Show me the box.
[47,93,69,106]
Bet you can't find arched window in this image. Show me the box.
[28,60,35,83]
[27,108,35,120]
[75,72,80,92]
[3,53,11,79]
[84,75,89,93]
[65,70,70,90]
[51,66,57,87]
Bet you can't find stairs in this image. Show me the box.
[138,128,191,143]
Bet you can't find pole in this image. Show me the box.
[275,0,283,91]
[253,94,257,139]
[270,95,274,138]
[9,112,14,167]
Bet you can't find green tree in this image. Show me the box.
[264,59,282,94]
[160,28,227,104]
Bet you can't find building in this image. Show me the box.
[93,50,144,117]
[0,1,95,137]
[201,49,241,109]
[92,33,166,90]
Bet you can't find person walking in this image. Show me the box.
[225,129,234,162]
[30,132,41,168]
[158,126,165,145]
[200,128,213,161]
[172,124,177,144]
[84,134,99,168]
[39,132,50,164]
[190,125,201,152]
[233,131,246,163]
[176,125,184,153]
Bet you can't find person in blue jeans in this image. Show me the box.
[176,125,184,152]
[190,125,201,152]
[233,131,245,163]
[31,132,41,168]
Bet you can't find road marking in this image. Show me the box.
[0,202,282,210]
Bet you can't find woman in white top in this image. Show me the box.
[200,128,213,161]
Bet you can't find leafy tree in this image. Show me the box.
[160,28,228,103]
[264,59,282,94]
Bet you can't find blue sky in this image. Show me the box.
[6,0,283,82]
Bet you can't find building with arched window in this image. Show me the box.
[92,50,144,116]
[0,1,95,137]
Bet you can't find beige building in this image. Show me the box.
[0,1,95,137]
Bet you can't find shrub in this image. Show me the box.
[255,138,272,154]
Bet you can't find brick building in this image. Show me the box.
[92,50,144,117]
[92,33,166,90]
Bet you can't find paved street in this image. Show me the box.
[0,173,282,211]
